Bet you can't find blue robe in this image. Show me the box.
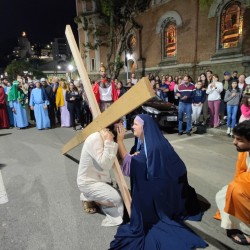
[8,100,28,128]
[110,114,208,250]
[30,88,50,130]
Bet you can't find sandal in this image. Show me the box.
[82,201,97,214]
[227,230,250,245]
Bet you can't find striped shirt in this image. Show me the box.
[177,83,195,103]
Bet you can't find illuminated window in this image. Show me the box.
[220,2,243,49]
[162,18,177,58]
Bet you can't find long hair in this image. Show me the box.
[229,80,240,93]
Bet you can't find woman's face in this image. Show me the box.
[232,82,237,88]
[132,119,144,139]
[200,74,206,81]
[69,83,74,90]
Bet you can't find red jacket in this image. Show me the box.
[93,80,118,104]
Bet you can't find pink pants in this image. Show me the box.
[208,100,221,127]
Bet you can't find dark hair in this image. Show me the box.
[200,73,208,88]
[241,94,250,106]
[206,70,213,74]
[229,80,240,92]
[233,120,250,141]
[213,74,219,81]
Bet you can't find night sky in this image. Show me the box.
[0,0,77,65]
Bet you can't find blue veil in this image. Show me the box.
[110,114,208,250]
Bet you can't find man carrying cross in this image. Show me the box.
[77,122,124,226]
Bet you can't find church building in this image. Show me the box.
[76,0,250,80]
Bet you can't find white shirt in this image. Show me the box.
[77,132,118,186]
[206,82,223,101]
[99,85,112,101]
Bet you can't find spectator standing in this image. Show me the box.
[176,75,195,136]
[166,75,175,103]
[56,81,70,128]
[221,71,233,123]
[200,73,209,125]
[239,94,250,123]
[232,70,239,81]
[206,70,213,84]
[224,81,242,136]
[206,74,223,128]
[51,76,60,127]
[192,81,206,125]
[66,82,85,131]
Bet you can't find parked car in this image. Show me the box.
[126,96,178,130]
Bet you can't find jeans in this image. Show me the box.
[227,105,238,128]
[178,102,192,132]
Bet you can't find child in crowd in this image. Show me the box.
[239,94,250,123]
[192,81,206,125]
[224,80,242,136]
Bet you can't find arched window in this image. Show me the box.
[219,1,243,49]
[162,18,177,58]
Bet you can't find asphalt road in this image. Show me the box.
[0,125,245,250]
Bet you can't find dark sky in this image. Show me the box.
[0,0,77,59]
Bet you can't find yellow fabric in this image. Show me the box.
[56,87,65,108]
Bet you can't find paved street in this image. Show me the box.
[0,125,245,250]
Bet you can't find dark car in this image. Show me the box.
[127,96,178,130]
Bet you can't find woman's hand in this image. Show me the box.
[117,124,126,142]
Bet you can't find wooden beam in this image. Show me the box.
[61,77,155,154]
[65,25,100,118]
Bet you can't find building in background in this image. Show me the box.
[76,0,250,80]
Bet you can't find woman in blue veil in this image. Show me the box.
[110,114,208,250]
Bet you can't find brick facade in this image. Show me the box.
[76,0,250,81]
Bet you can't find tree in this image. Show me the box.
[5,59,46,81]
[76,0,151,78]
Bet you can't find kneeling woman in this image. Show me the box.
[110,114,208,250]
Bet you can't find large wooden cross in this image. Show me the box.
[63,25,155,216]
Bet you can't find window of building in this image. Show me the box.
[219,1,243,49]
[91,58,95,71]
[162,19,177,58]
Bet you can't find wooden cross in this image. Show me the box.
[64,25,155,216]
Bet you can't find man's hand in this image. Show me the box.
[30,106,34,110]
[100,128,114,141]
[12,108,16,114]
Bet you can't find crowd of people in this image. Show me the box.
[146,70,250,136]
[1,69,250,136]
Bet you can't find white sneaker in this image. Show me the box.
[227,127,231,135]
[230,131,233,137]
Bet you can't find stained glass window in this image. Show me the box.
[220,2,242,49]
[163,21,176,57]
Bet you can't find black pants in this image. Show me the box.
[68,103,84,127]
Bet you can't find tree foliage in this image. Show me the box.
[5,59,46,81]
[77,0,151,78]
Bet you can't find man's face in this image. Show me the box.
[233,72,238,78]
[224,75,230,81]
[100,70,106,78]
[183,76,188,84]
[233,135,250,152]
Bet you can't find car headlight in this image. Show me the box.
[142,106,161,115]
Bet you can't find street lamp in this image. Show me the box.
[68,64,74,80]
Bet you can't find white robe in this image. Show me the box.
[77,132,123,227]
